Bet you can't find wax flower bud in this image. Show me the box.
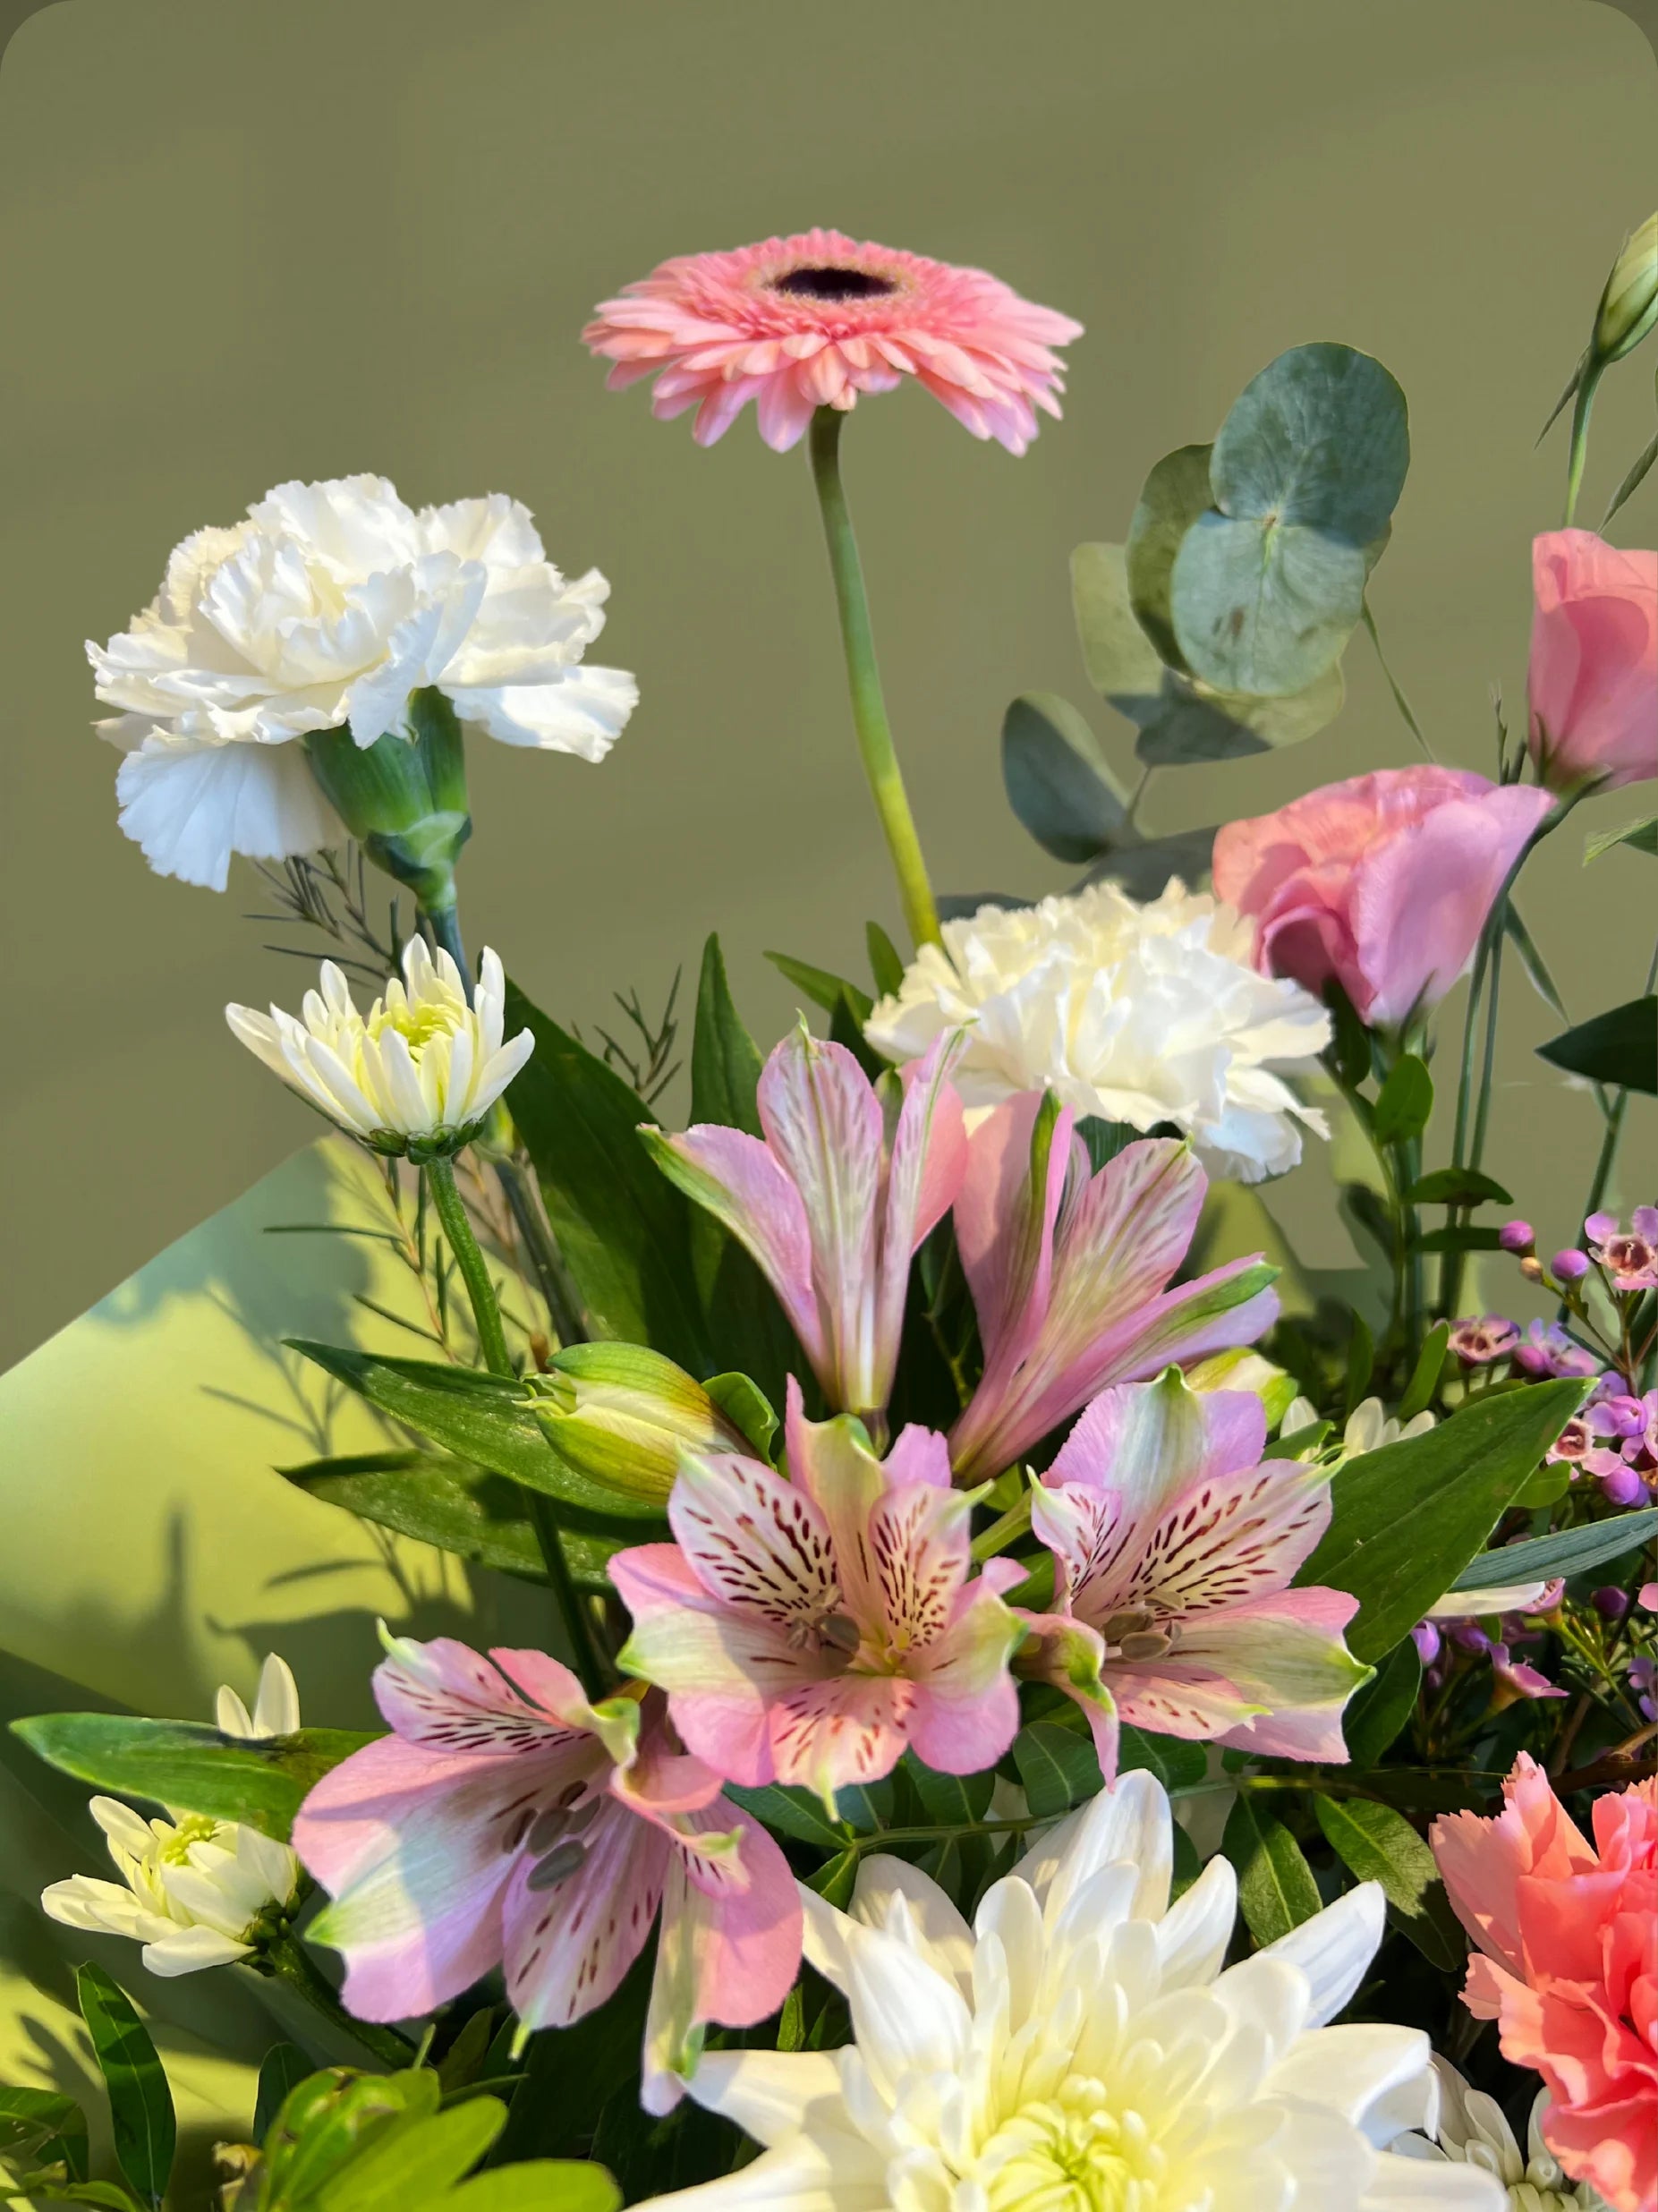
[1593,210,1658,365]
[1552,1248,1590,1283]
[1499,1219,1535,1254]
[525,1343,762,1505]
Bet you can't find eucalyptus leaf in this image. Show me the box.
[1133,662,1344,766]
[1220,1797,1322,1947]
[1297,1376,1590,1659]
[1450,1506,1658,1591]
[1125,443,1214,668]
[1001,691,1128,863]
[16,1714,374,1841]
[1172,344,1408,695]
[1078,827,1219,899]
[75,1967,174,2210]
[1537,996,1657,1093]
[1069,541,1165,705]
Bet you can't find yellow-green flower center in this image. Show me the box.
[976,2080,1165,2212]
[157,1815,221,1867]
[368,1000,458,1051]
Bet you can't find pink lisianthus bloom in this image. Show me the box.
[1586,1207,1658,1292]
[1432,1755,1658,2212]
[642,1026,965,1434]
[611,1383,1024,1810]
[292,1634,801,2114]
[1014,1368,1369,1774]
[1528,530,1658,794]
[947,1093,1280,1483]
[1212,768,1554,1031]
[582,229,1083,455]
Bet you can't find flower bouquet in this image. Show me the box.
[8,217,1656,2212]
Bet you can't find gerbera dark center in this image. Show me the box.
[772,265,895,301]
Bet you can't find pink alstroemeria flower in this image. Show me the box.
[1016,1368,1368,1775]
[642,1025,965,1431]
[611,1384,1025,1808]
[292,1635,801,2114]
[948,1093,1280,1482]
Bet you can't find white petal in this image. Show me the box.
[1425,1580,1549,1621]
[89,1797,158,1856]
[1019,1767,1173,1931]
[845,1922,972,2105]
[1258,1881,1385,2029]
[40,1878,170,1944]
[140,1927,252,1976]
[215,1687,256,1737]
[1361,2148,1507,2208]
[627,2132,882,2212]
[251,1655,302,1739]
[115,735,342,890]
[849,1856,974,1995]
[1154,1852,1237,1990]
[1266,2024,1434,2145]
[684,2051,844,2148]
[445,667,638,759]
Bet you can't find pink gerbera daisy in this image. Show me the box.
[582,227,1083,454]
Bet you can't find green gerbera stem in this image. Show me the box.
[808,407,942,951]
[422,1152,514,1381]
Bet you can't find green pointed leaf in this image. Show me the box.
[1585,815,1658,864]
[1012,1721,1103,1819]
[1373,1055,1433,1144]
[1313,1797,1463,1967]
[1221,1797,1321,1947]
[319,2100,506,2212]
[807,1850,858,1910]
[1537,996,1657,1093]
[1415,1224,1503,1255]
[866,922,906,1000]
[285,1345,661,1530]
[723,1782,847,1850]
[0,2088,88,2182]
[1126,443,1215,668]
[1450,1506,1658,1592]
[689,936,764,1136]
[1406,1169,1512,1206]
[1297,1375,1591,1660]
[74,1968,174,2210]
[1172,345,1408,695]
[503,981,712,1368]
[254,2046,314,2145]
[1342,1639,1422,1765]
[440,2165,621,2212]
[14,1714,374,1841]
[764,953,872,1024]
[1397,1321,1450,1424]
[904,1752,994,1828]
[1503,903,1569,1023]
[1117,1727,1206,1791]
[281,1449,625,1589]
[1001,690,1129,863]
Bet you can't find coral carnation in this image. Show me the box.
[1431,1755,1657,2212]
[583,228,1083,454]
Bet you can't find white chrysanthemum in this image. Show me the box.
[226,938,532,1151]
[1395,2062,1609,2210]
[89,475,639,889]
[644,1771,1503,2212]
[41,1657,301,1978]
[864,881,1331,1184]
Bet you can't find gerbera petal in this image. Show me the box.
[1260,1882,1386,2029]
[677,2050,843,2147]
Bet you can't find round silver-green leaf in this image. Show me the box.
[1126,443,1214,669]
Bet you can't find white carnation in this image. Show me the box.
[89,475,638,889]
[865,880,1331,1183]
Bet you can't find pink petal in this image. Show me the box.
[372,1635,585,1753]
[863,1478,975,1654]
[503,1796,669,2032]
[758,1030,886,1413]
[951,1092,1069,1363]
[1013,1612,1122,1777]
[769,1672,917,1799]
[1118,1457,1332,1620]
[667,1446,841,1634]
[905,1585,1023,1774]
[646,1124,824,1374]
[873,1034,967,1408]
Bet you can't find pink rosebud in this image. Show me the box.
[1499,1218,1535,1253]
[1527,530,1658,795]
[1212,768,1553,1032]
[1553,1248,1590,1282]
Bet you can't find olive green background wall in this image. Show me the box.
[1,0,1654,1369]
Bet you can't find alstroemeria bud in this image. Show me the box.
[526,1344,761,1505]
[303,687,472,916]
[1593,212,1658,366]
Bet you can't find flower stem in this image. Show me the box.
[1563,369,1601,529]
[258,1929,414,2071]
[423,1153,514,1379]
[1581,928,1658,1223]
[808,407,941,951]
[422,899,470,982]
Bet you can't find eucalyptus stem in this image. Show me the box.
[423,1153,514,1378]
[808,407,941,950]
[259,1929,413,2071]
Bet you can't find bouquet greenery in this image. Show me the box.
[8,216,1656,2212]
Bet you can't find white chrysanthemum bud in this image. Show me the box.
[226,938,532,1158]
